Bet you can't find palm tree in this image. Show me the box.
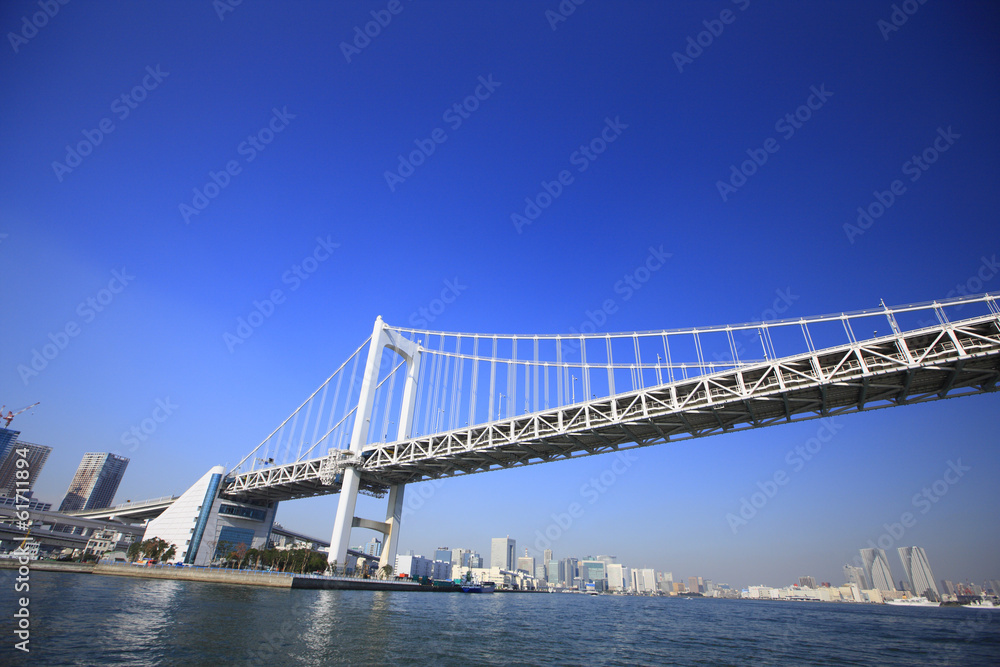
[378,564,393,580]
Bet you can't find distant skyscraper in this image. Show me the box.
[365,537,382,557]
[844,564,869,590]
[898,546,940,601]
[491,537,515,571]
[434,547,452,563]
[799,576,817,589]
[547,559,565,585]
[860,548,896,592]
[543,549,552,565]
[0,440,51,497]
[607,563,627,591]
[688,576,703,593]
[58,453,129,511]
[559,557,577,586]
[517,553,535,575]
[941,580,956,596]
[580,559,606,583]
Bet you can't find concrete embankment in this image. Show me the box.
[1,560,443,592]
[95,563,295,588]
[0,560,96,574]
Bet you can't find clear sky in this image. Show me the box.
[2,0,998,589]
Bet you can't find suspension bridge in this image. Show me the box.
[220,293,1000,571]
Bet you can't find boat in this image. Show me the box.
[963,599,999,609]
[887,597,939,607]
[461,582,495,594]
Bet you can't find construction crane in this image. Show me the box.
[1,402,39,428]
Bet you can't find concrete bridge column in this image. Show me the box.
[328,318,422,572]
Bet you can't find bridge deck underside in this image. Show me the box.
[224,316,1000,503]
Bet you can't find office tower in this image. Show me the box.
[860,548,896,592]
[517,553,536,575]
[689,576,702,594]
[58,453,129,511]
[607,563,627,591]
[451,548,469,569]
[559,557,577,586]
[547,559,565,585]
[543,548,553,565]
[844,565,869,590]
[491,537,515,570]
[898,546,940,601]
[365,537,382,557]
[434,547,452,563]
[0,427,20,464]
[468,552,483,568]
[580,559,607,583]
[799,576,817,589]
[633,569,656,594]
[0,440,51,497]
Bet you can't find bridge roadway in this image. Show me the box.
[223,310,1000,503]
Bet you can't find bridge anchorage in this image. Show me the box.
[162,293,1000,570]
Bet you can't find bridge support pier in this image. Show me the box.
[327,316,421,573]
[378,484,405,572]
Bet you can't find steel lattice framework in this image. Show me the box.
[223,294,1000,503]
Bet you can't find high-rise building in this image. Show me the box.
[0,440,51,497]
[799,576,817,589]
[633,569,656,594]
[898,546,940,601]
[688,576,702,594]
[491,537,515,571]
[365,537,382,557]
[547,559,565,585]
[607,563,628,591]
[0,427,20,464]
[941,580,956,596]
[844,564,869,590]
[543,548,553,565]
[58,453,129,512]
[860,548,896,592]
[580,559,607,584]
[517,553,535,575]
[559,557,577,586]
[434,547,452,563]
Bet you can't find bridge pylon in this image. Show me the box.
[328,316,422,573]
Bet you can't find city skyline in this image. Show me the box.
[3,1,999,588]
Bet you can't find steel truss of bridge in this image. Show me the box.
[223,300,1000,504]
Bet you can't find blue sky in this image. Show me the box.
[2,0,998,588]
